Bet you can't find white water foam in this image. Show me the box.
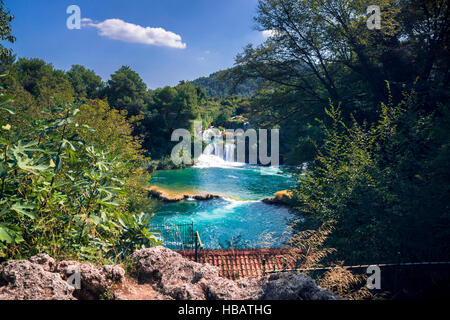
[196,198,259,220]
[193,154,245,169]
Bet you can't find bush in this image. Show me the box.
[0,79,160,263]
[293,88,450,264]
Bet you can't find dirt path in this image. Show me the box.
[113,277,172,300]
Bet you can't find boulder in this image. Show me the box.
[193,194,220,201]
[0,260,74,300]
[260,272,338,300]
[262,189,295,206]
[56,261,125,299]
[132,246,254,300]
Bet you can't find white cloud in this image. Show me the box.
[262,29,278,38]
[82,18,186,49]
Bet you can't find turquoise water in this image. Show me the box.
[150,165,299,248]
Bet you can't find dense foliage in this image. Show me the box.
[0,96,159,262]
[231,0,449,265]
[295,92,449,263]
[0,4,161,262]
[191,69,261,98]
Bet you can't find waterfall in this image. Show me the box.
[194,127,242,168]
[224,143,235,163]
[214,141,222,158]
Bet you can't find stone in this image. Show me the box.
[132,246,251,300]
[0,260,74,300]
[262,189,294,206]
[56,260,125,299]
[260,272,338,300]
[131,246,338,300]
[28,253,55,272]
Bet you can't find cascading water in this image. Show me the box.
[152,126,296,248]
[224,143,235,162]
[195,127,241,168]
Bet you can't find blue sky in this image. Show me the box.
[7,0,266,89]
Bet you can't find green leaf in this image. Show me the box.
[0,225,13,243]
[97,199,119,209]
[0,106,15,114]
[11,203,37,219]
[0,223,23,244]
[16,157,49,174]
[91,215,102,225]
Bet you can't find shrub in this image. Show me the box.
[0,79,160,262]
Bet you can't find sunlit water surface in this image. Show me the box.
[150,162,299,248]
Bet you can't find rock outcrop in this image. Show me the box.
[147,186,221,202]
[132,246,244,299]
[0,259,74,300]
[56,260,125,299]
[0,247,338,300]
[262,189,295,206]
[0,254,124,300]
[131,246,338,300]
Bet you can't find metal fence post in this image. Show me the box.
[262,257,266,276]
[195,232,199,262]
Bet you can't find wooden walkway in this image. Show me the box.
[178,248,301,280]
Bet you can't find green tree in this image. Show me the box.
[0,0,15,60]
[67,65,104,100]
[105,66,148,117]
[142,83,201,158]
[294,89,450,264]
[13,58,54,97]
[232,0,449,163]
[36,71,74,107]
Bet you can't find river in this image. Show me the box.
[150,154,299,248]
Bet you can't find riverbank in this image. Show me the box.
[262,190,296,206]
[146,186,222,202]
[147,184,296,208]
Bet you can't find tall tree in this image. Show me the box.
[67,65,104,100]
[12,58,73,106]
[105,66,148,117]
[142,83,201,158]
[234,0,449,119]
